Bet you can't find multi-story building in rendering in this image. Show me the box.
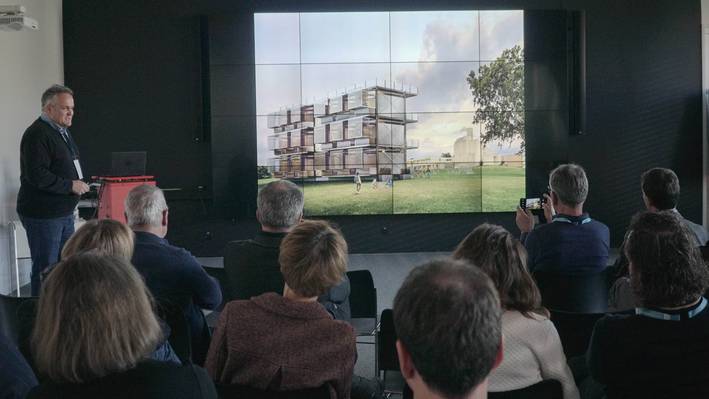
[266,84,418,180]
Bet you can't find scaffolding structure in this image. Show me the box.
[267,84,418,180]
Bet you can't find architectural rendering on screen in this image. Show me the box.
[267,86,417,179]
[255,11,525,215]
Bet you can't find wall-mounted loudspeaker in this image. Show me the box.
[568,11,586,136]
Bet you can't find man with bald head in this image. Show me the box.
[17,84,90,295]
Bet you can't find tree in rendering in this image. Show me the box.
[466,45,524,152]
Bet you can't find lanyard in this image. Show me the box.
[59,129,79,160]
[41,115,79,160]
[636,297,708,321]
[553,216,591,225]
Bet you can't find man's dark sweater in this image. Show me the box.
[131,231,222,363]
[523,213,610,275]
[588,299,709,398]
[223,230,351,320]
[17,118,79,218]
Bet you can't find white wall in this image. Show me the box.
[0,0,63,294]
[704,0,709,228]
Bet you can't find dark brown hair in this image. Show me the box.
[453,223,547,318]
[641,167,680,210]
[394,259,501,398]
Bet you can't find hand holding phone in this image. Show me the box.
[542,192,555,222]
[519,197,546,210]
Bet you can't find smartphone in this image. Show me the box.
[519,197,546,210]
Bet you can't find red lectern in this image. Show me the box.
[95,176,155,221]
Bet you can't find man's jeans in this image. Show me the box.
[19,214,74,296]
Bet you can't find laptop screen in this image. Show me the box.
[110,151,147,177]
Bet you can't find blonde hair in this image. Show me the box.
[61,219,134,260]
[32,251,162,383]
[279,220,348,297]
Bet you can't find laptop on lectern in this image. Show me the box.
[110,151,147,177]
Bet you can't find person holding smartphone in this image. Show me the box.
[515,164,609,275]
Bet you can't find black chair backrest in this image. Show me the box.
[216,383,331,399]
[0,294,38,347]
[488,379,563,399]
[378,309,399,373]
[155,297,193,364]
[346,270,377,319]
[15,298,38,373]
[403,384,413,399]
[550,310,605,358]
[533,270,611,313]
[203,266,228,311]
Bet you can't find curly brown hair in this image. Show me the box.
[453,223,547,318]
[626,211,709,308]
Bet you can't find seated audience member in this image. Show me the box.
[38,218,135,281]
[393,259,503,399]
[587,211,709,399]
[49,219,178,364]
[223,180,351,320]
[206,220,356,399]
[26,252,218,399]
[453,224,579,399]
[0,333,37,399]
[125,185,222,364]
[516,163,609,274]
[61,218,134,259]
[609,167,709,311]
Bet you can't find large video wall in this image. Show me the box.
[254,11,524,215]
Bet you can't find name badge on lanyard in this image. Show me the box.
[73,159,84,180]
[61,129,83,180]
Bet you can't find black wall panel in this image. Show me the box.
[63,0,703,255]
[567,0,703,244]
[63,1,210,196]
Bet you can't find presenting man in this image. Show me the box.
[224,180,351,320]
[17,84,89,295]
[516,163,610,274]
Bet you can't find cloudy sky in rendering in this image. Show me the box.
[254,11,523,164]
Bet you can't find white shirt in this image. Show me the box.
[488,310,580,399]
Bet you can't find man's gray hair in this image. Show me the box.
[257,180,304,228]
[124,185,168,228]
[549,163,588,206]
[41,84,74,108]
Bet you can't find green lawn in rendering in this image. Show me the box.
[257,166,525,215]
